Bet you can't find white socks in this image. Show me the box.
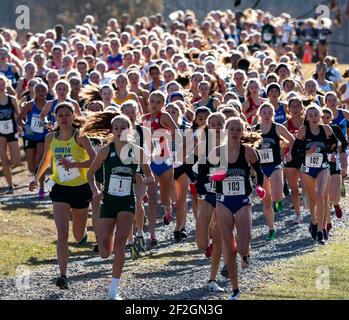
[109,278,121,299]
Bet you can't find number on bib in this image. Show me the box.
[152,138,162,155]
[258,148,274,164]
[222,176,245,196]
[205,168,220,193]
[305,153,323,168]
[30,115,44,134]
[57,156,81,182]
[0,120,14,135]
[108,175,132,196]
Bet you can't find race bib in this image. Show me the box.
[222,176,245,196]
[108,175,132,197]
[30,115,44,134]
[57,156,81,182]
[258,148,274,164]
[305,153,323,168]
[152,138,162,155]
[0,120,14,135]
[264,33,272,42]
[205,168,219,193]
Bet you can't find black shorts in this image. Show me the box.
[284,160,302,170]
[23,138,45,152]
[49,183,92,209]
[329,162,341,176]
[95,167,104,184]
[0,133,18,142]
[174,165,186,180]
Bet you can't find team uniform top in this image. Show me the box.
[255,123,282,166]
[0,95,17,136]
[24,101,48,141]
[302,124,330,170]
[101,143,138,205]
[50,130,90,187]
[215,145,253,197]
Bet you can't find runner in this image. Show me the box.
[142,90,180,246]
[284,97,304,224]
[86,114,154,300]
[18,82,48,199]
[211,117,266,300]
[253,103,295,240]
[0,75,21,194]
[29,102,96,289]
[291,104,337,244]
[165,103,189,242]
[242,78,266,125]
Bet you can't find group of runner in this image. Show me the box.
[1,8,349,300]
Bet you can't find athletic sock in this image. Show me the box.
[110,278,120,295]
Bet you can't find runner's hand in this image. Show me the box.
[59,158,75,169]
[93,190,103,202]
[142,175,155,185]
[29,180,38,192]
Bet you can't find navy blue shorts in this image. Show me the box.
[301,165,329,179]
[261,164,283,178]
[150,160,173,177]
[198,192,216,208]
[217,194,251,215]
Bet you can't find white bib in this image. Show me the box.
[152,137,162,156]
[0,119,14,135]
[305,153,323,168]
[30,115,45,134]
[264,33,272,41]
[222,176,245,196]
[205,168,220,193]
[108,174,132,197]
[258,148,274,164]
[57,156,81,182]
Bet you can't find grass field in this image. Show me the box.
[302,64,349,83]
[244,229,349,300]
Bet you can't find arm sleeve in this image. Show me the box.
[251,161,264,187]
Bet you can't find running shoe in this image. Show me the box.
[229,289,241,300]
[317,231,325,245]
[323,229,329,241]
[205,243,213,258]
[241,255,250,269]
[273,200,284,213]
[179,228,187,239]
[221,265,229,278]
[127,243,140,260]
[38,189,45,200]
[2,186,14,194]
[163,208,172,225]
[93,244,99,253]
[341,183,346,197]
[334,204,343,219]
[208,280,225,293]
[174,231,182,243]
[149,237,158,248]
[292,215,302,225]
[136,236,147,252]
[109,291,123,300]
[309,223,318,240]
[326,223,332,233]
[78,233,88,246]
[266,229,276,241]
[56,274,68,289]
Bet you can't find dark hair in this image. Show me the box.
[267,83,281,96]
[192,106,211,130]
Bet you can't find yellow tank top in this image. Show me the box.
[50,131,90,187]
[113,93,133,105]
